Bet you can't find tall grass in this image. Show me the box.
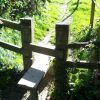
[69,0,100,41]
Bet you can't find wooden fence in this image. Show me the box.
[0,17,100,70]
[0,0,98,71]
[0,18,63,71]
[0,1,100,99]
[0,17,100,100]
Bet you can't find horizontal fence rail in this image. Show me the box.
[0,41,22,53]
[0,18,21,30]
[60,41,100,49]
[0,18,100,69]
[66,60,100,69]
[29,43,63,58]
[67,42,89,48]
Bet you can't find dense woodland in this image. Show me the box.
[0,0,100,100]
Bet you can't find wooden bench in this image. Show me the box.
[18,53,51,100]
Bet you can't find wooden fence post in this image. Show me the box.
[20,17,34,71]
[56,22,69,60]
[54,22,69,99]
[86,0,95,41]
[90,0,95,30]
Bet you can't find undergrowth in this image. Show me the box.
[49,0,100,100]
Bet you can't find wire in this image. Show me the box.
[92,0,100,9]
[66,0,73,4]
[62,0,80,22]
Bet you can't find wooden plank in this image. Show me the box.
[29,43,63,58]
[61,41,100,49]
[0,18,21,30]
[90,0,95,29]
[57,42,88,49]
[20,18,34,71]
[0,40,22,53]
[55,22,69,99]
[28,41,100,58]
[56,23,69,60]
[66,60,100,69]
[67,42,88,48]
[18,54,50,89]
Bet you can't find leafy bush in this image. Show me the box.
[67,0,100,99]
[0,0,50,20]
[68,0,100,42]
[50,0,100,99]
[67,67,100,100]
[0,65,23,88]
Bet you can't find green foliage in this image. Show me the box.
[68,0,100,42]
[92,19,100,40]
[71,21,100,61]
[34,2,61,41]
[0,27,21,45]
[50,0,100,99]
[67,68,98,100]
[68,0,91,42]
[0,66,23,88]
[68,68,92,92]
[0,27,23,71]
[67,0,100,99]
[67,0,100,61]
[0,0,51,20]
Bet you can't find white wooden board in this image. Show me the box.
[18,53,50,89]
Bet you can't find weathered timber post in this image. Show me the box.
[56,22,69,60]
[90,0,95,29]
[86,0,95,41]
[54,22,70,100]
[20,18,38,100]
[20,17,34,71]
